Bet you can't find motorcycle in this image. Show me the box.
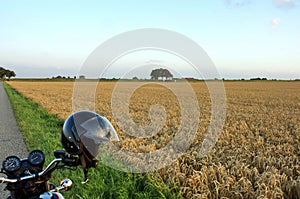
[0,110,119,199]
[1,149,82,199]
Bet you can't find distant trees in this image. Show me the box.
[0,69,6,79]
[150,68,173,81]
[0,67,16,80]
[250,77,268,81]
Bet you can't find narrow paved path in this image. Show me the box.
[0,82,28,198]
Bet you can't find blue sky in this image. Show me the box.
[0,0,299,79]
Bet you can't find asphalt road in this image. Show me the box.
[0,82,28,198]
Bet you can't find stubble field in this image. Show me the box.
[7,80,300,198]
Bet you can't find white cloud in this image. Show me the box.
[145,59,164,64]
[271,17,281,26]
[273,0,296,8]
[224,0,252,7]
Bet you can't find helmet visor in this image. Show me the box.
[70,111,120,159]
[79,116,119,144]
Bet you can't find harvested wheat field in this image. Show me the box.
[7,80,300,198]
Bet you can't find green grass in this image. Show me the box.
[4,83,181,199]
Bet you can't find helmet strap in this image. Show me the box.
[79,153,89,184]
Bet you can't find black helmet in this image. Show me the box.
[62,110,119,165]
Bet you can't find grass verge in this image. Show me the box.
[4,83,181,199]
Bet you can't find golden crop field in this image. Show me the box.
[7,80,300,198]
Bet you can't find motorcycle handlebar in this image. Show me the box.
[0,158,63,184]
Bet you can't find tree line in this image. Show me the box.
[0,67,16,80]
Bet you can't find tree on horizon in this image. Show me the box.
[150,68,173,81]
[0,67,16,81]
